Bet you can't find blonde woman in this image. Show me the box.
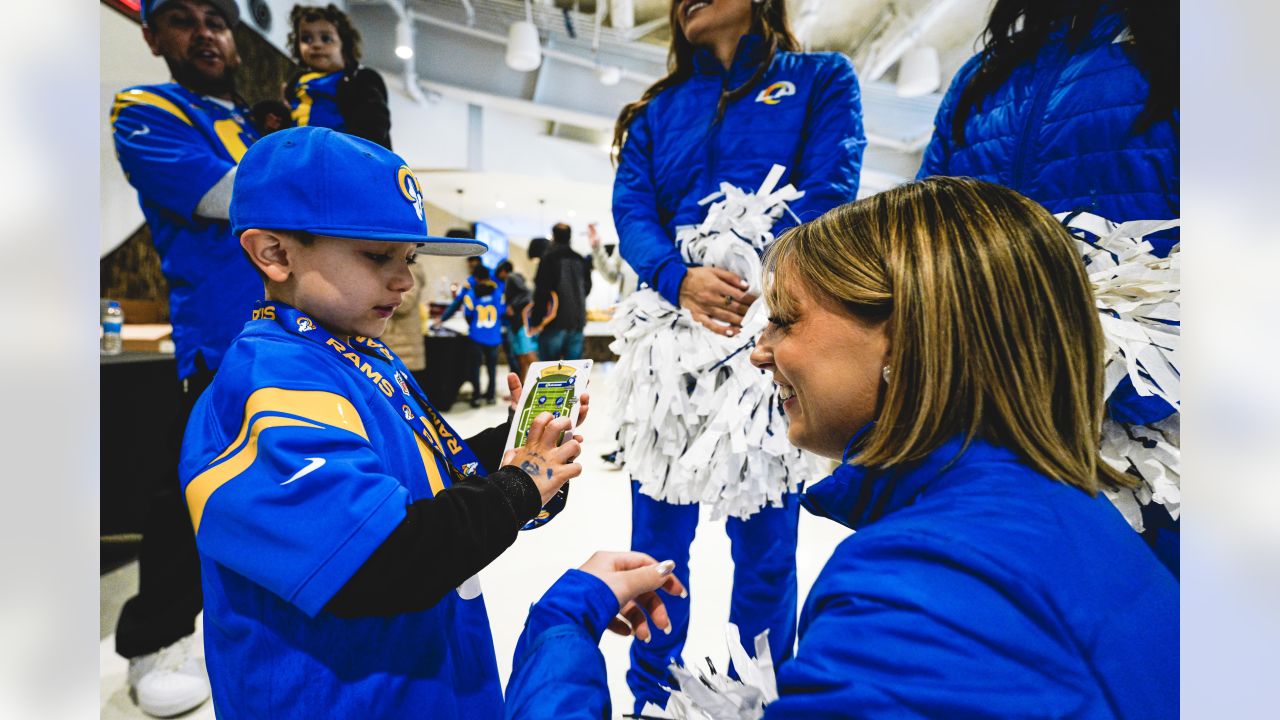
[504,177,1178,717]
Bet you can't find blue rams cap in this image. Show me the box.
[231,127,487,256]
[141,0,240,26]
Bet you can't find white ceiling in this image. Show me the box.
[344,0,995,240]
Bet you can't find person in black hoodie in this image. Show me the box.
[529,223,592,361]
[285,4,392,149]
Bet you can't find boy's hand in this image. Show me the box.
[577,551,686,643]
[502,413,581,506]
[505,372,522,414]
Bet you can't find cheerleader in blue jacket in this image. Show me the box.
[917,0,1180,576]
[609,0,864,711]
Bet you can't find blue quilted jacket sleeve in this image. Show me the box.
[504,570,618,719]
[613,109,688,306]
[917,55,981,180]
[782,54,866,229]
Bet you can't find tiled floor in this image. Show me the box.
[100,362,851,718]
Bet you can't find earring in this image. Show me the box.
[882,365,891,384]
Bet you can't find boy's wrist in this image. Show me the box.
[488,465,541,529]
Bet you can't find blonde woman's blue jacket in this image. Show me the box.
[503,433,1179,718]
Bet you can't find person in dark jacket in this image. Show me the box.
[608,0,864,712]
[496,260,538,380]
[528,222,592,361]
[917,0,1179,575]
[285,4,392,149]
[503,178,1178,720]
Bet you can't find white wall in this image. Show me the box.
[100,4,169,257]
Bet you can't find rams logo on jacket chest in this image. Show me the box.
[755,81,797,105]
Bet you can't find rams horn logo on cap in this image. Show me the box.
[397,165,426,221]
[755,81,796,105]
[296,317,315,332]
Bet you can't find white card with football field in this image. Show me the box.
[505,359,593,452]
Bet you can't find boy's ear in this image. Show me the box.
[241,229,293,283]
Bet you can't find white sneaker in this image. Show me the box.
[127,635,211,717]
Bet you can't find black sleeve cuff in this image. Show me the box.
[487,465,541,530]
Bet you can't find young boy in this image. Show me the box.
[179,126,582,719]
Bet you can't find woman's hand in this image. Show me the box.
[502,412,581,506]
[678,266,759,337]
[578,551,686,643]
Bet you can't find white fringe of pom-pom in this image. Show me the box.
[609,165,821,520]
[1061,212,1180,528]
[643,624,777,720]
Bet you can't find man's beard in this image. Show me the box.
[168,56,239,98]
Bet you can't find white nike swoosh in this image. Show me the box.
[128,125,151,139]
[283,457,325,485]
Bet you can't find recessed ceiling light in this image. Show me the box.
[567,210,577,217]
[496,200,506,209]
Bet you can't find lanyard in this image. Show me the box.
[253,301,484,486]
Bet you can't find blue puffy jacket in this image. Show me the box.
[613,35,866,307]
[503,432,1179,718]
[918,9,1179,258]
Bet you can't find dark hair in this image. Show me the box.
[250,99,293,132]
[496,260,514,276]
[527,237,549,260]
[472,264,491,281]
[551,223,572,244]
[611,0,799,163]
[288,4,362,68]
[953,0,1177,144]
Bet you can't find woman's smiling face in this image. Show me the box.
[751,275,890,460]
[676,0,753,48]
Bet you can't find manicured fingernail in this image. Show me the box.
[661,623,672,635]
[680,589,689,599]
[655,560,675,577]
[641,633,650,644]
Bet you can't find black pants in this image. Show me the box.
[114,360,215,659]
[469,340,499,401]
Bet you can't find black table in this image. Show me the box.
[101,352,181,537]
[422,331,471,411]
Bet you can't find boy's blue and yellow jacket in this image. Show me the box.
[613,35,866,307]
[179,317,503,719]
[503,433,1179,718]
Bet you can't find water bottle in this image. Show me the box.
[101,300,124,355]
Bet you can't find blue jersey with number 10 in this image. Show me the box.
[111,83,263,379]
[463,288,504,347]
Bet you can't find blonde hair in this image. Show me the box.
[763,177,1133,494]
